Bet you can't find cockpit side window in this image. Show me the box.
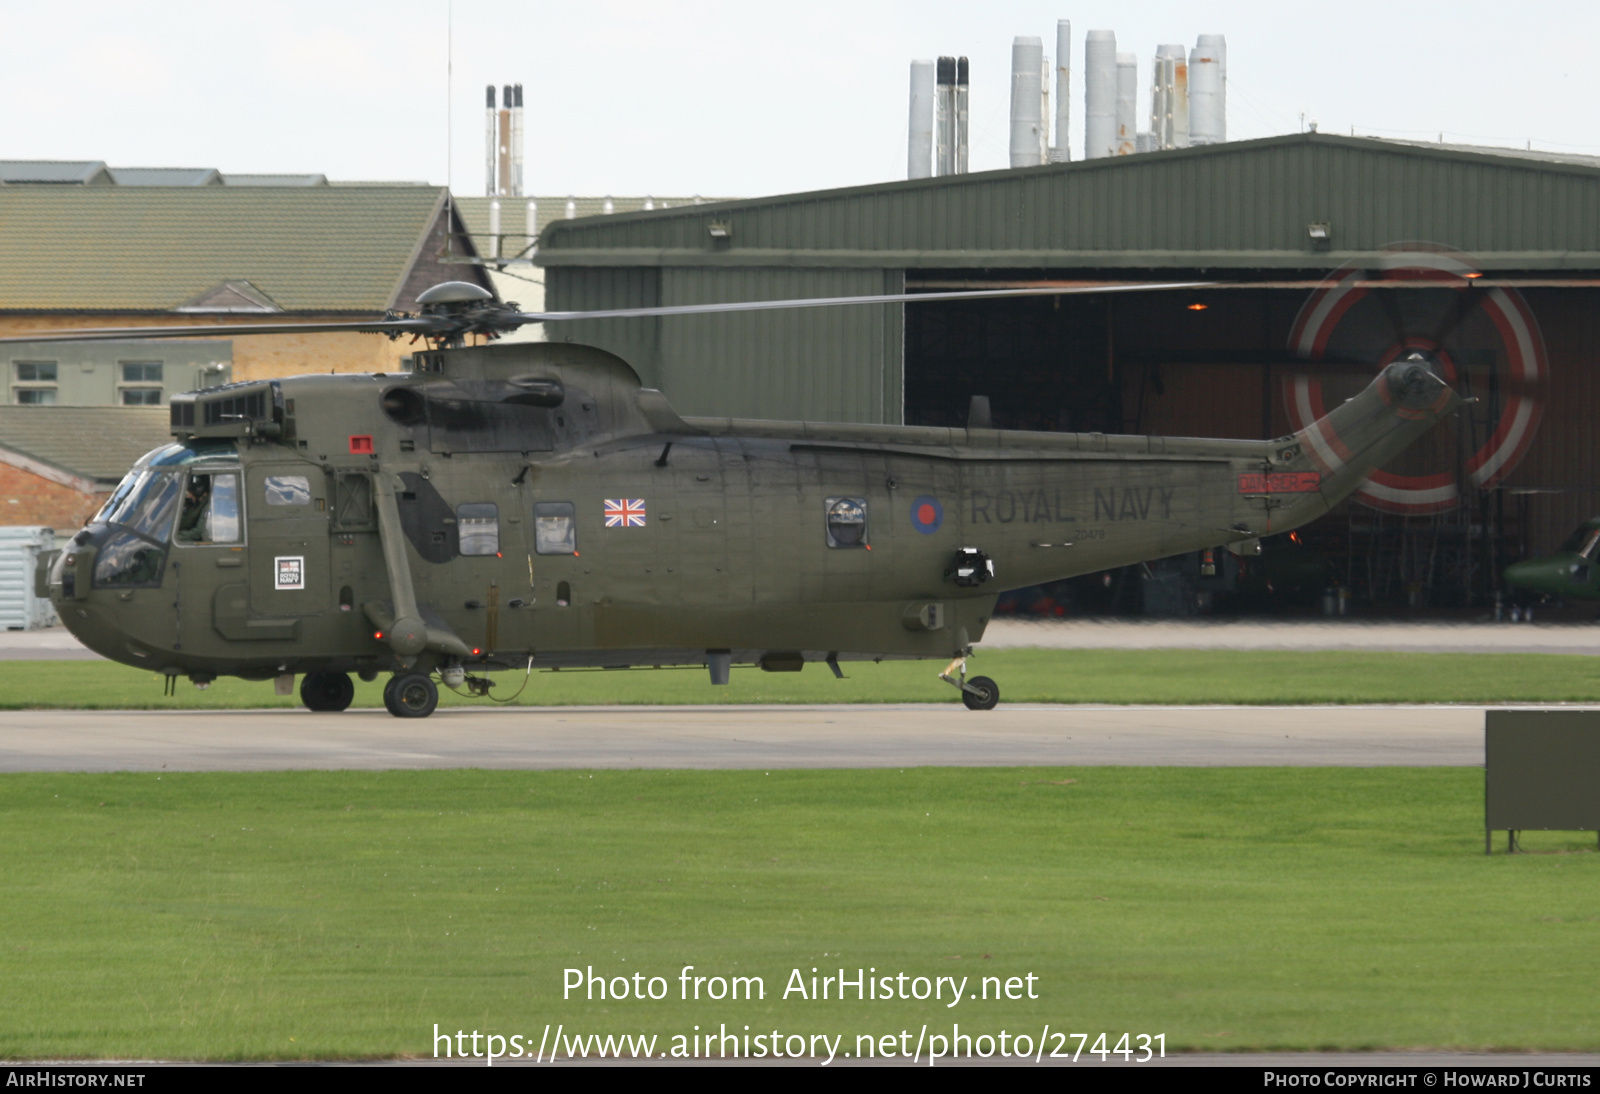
[176,472,241,544]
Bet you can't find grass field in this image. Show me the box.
[9,648,1600,710]
[3,767,1598,1060]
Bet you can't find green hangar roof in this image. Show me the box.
[537,133,1600,272]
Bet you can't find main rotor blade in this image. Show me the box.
[0,317,441,346]
[512,281,1215,324]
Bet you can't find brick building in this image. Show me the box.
[0,407,170,528]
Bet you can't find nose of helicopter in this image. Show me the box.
[1504,556,1592,597]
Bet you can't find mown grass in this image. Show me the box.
[2,767,1597,1059]
[8,649,1600,709]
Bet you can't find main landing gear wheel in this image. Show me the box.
[300,671,354,712]
[961,675,1000,711]
[383,672,438,719]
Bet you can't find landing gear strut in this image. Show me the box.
[939,655,1000,711]
[300,671,355,712]
[384,672,438,718]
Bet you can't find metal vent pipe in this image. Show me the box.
[1115,52,1137,155]
[1050,20,1071,162]
[496,84,514,196]
[936,56,956,175]
[956,56,969,173]
[484,85,497,195]
[1150,45,1190,149]
[1189,35,1226,145]
[907,59,935,179]
[510,83,524,196]
[1083,30,1117,159]
[1009,36,1044,167]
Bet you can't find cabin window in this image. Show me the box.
[824,496,868,548]
[263,475,311,506]
[534,502,576,555]
[176,472,241,544]
[457,503,500,556]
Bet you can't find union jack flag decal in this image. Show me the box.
[604,498,647,528]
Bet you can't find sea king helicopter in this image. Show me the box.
[19,279,1460,717]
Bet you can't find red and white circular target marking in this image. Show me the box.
[1285,246,1546,515]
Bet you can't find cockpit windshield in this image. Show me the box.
[1560,524,1600,561]
[100,471,182,539]
[93,442,238,530]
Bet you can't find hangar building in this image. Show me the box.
[536,133,1600,613]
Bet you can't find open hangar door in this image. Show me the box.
[903,268,1592,618]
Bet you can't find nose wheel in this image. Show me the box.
[383,672,439,718]
[939,656,1000,711]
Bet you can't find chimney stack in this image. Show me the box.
[936,56,957,175]
[484,85,497,195]
[485,82,525,197]
[955,56,969,174]
[1050,20,1070,162]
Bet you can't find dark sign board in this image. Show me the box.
[1485,710,1600,853]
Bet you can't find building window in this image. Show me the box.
[14,361,57,404]
[119,361,163,405]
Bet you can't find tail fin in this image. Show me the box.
[1290,352,1462,507]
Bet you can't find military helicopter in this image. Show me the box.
[17,279,1460,717]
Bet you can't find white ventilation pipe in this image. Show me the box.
[1115,52,1137,155]
[908,59,935,179]
[1189,35,1226,145]
[1009,36,1044,168]
[1084,30,1117,159]
[1152,45,1189,149]
[489,198,501,260]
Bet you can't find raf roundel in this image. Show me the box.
[910,495,943,535]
